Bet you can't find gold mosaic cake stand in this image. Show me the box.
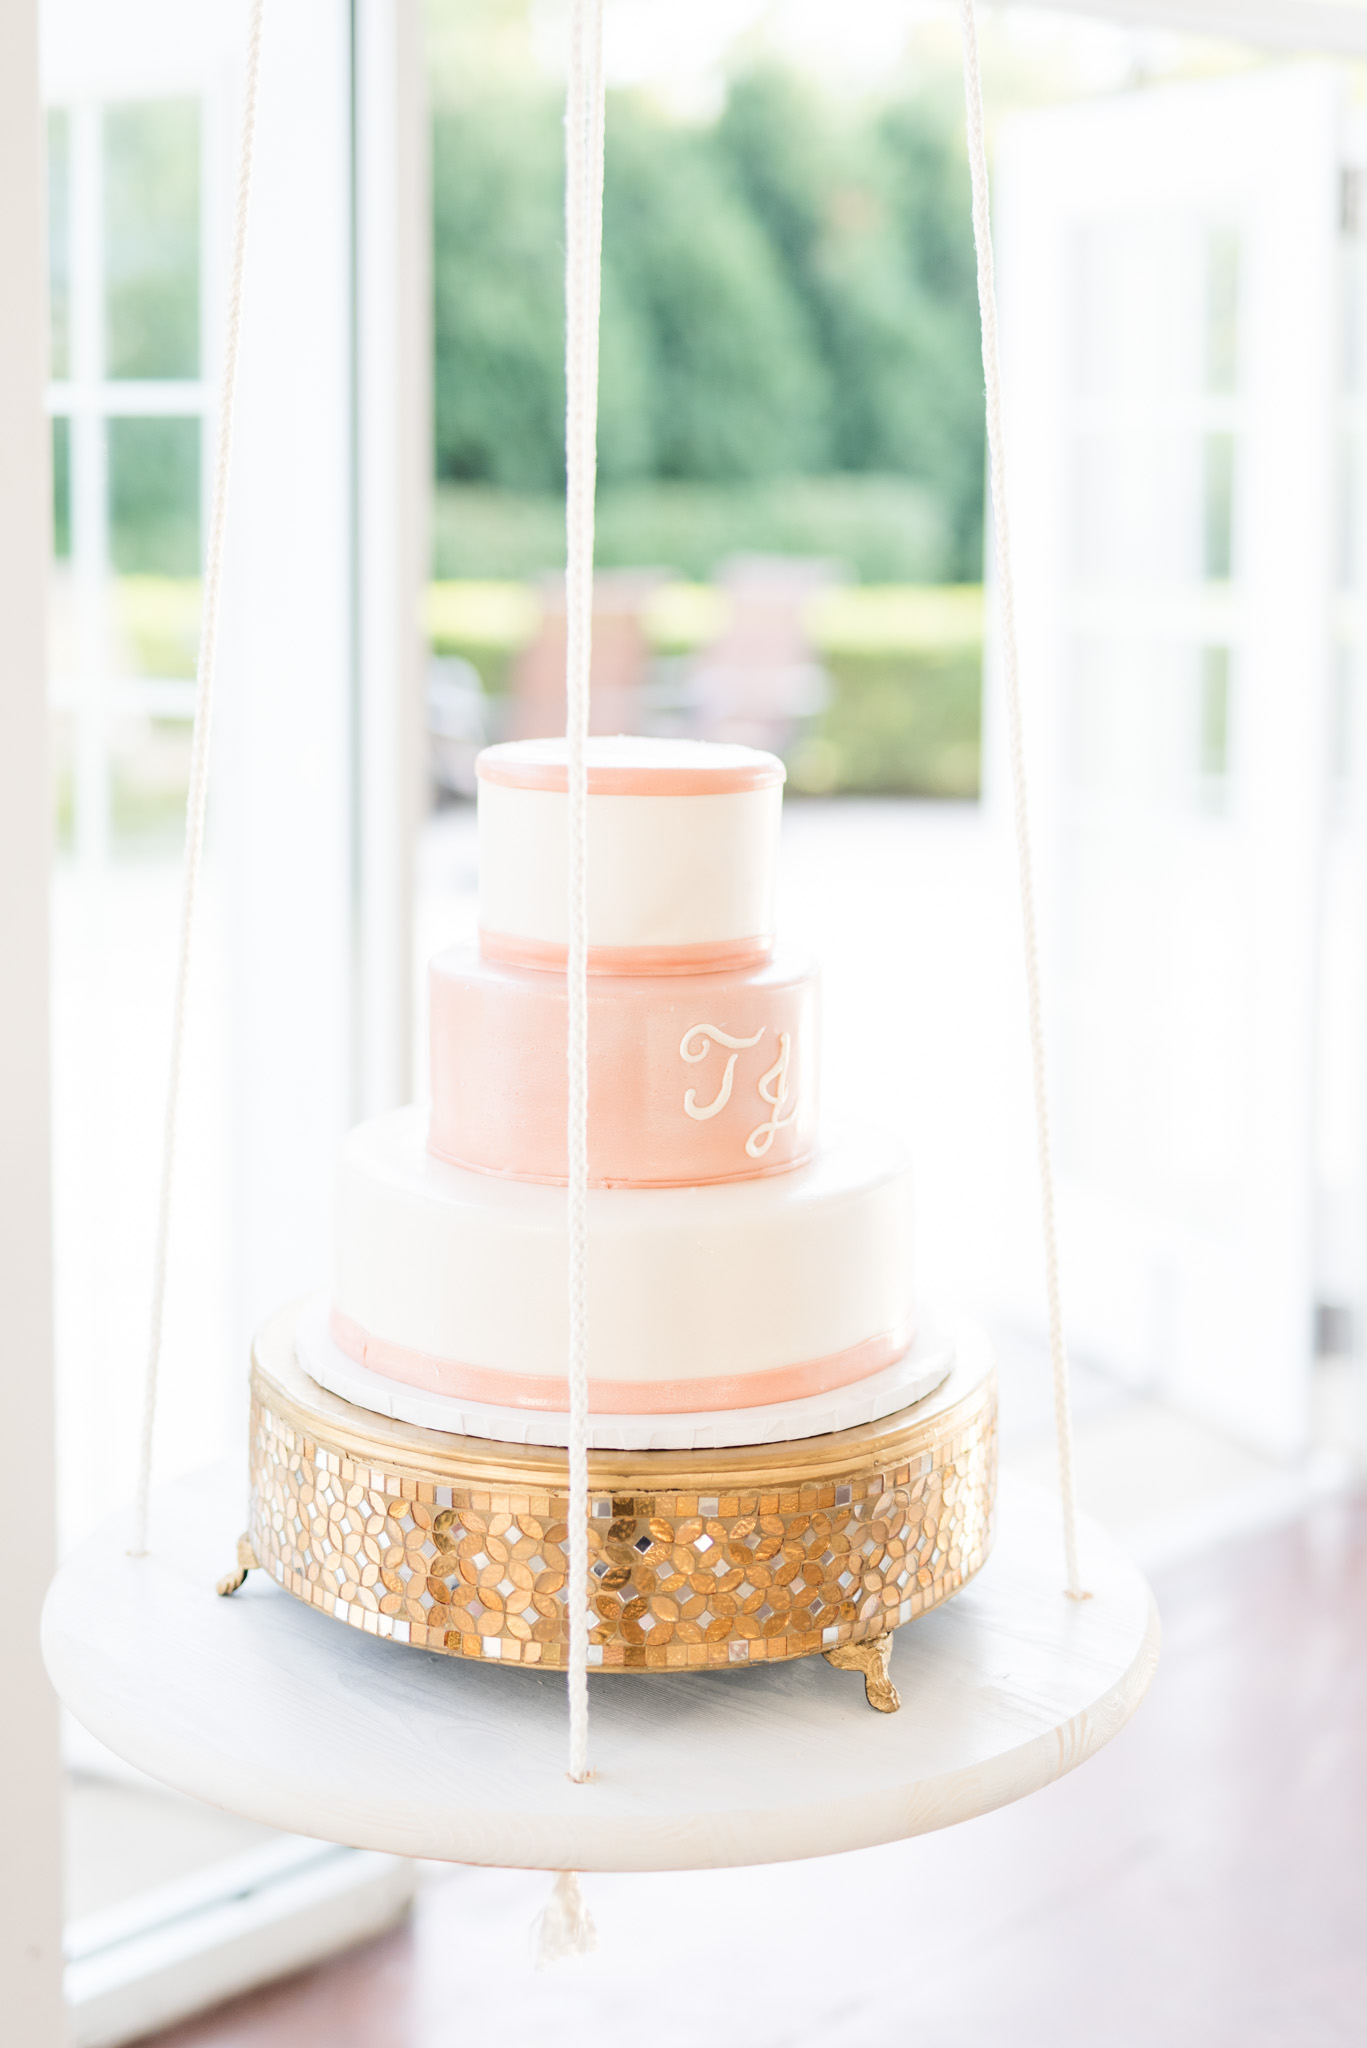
[231,1306,997,1706]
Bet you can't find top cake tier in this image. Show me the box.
[476,736,785,974]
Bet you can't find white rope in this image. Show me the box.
[956,0,1087,1600]
[132,0,265,1557]
[531,1870,598,1967]
[563,0,607,1781]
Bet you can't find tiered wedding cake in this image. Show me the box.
[298,735,954,1450]
[245,733,994,1687]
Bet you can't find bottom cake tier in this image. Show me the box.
[245,1303,998,1674]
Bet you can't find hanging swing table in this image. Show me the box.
[43,1456,1156,1872]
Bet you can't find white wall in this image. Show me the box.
[39,0,425,1401]
[219,0,425,1359]
[0,1,66,2036]
[216,0,358,1353]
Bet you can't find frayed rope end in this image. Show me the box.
[531,1869,598,1968]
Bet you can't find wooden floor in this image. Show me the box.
[143,1493,1367,2048]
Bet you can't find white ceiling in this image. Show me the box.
[1003,0,1367,58]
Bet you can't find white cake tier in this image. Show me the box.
[332,1107,915,1416]
[476,737,784,972]
[297,1295,955,1450]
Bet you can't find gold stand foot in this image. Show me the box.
[822,1629,902,1712]
[216,1533,259,1598]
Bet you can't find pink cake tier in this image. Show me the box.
[429,939,818,1187]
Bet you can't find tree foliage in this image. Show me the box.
[432,70,985,575]
[432,96,566,493]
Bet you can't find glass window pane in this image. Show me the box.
[52,416,71,558]
[1199,645,1232,781]
[1341,433,1359,592]
[1342,197,1365,398]
[48,108,70,380]
[1332,644,1355,791]
[108,416,200,573]
[1206,228,1239,394]
[112,574,201,678]
[110,713,193,850]
[1203,431,1235,580]
[104,99,200,380]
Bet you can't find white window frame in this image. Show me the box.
[8,0,427,2036]
[47,93,210,869]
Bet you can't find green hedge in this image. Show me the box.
[791,645,980,798]
[105,574,984,803]
[429,577,983,800]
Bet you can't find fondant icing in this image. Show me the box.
[332,1108,915,1412]
[428,940,818,1186]
[477,738,783,963]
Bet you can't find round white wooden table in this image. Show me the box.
[43,1466,1158,1872]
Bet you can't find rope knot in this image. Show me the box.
[531,1870,598,1968]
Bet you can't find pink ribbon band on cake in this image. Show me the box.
[478,929,774,976]
[329,1308,914,1415]
[477,756,785,795]
[426,1139,816,1189]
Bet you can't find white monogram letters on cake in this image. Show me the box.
[679,1022,799,1156]
[747,1032,798,1157]
[679,1024,764,1120]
